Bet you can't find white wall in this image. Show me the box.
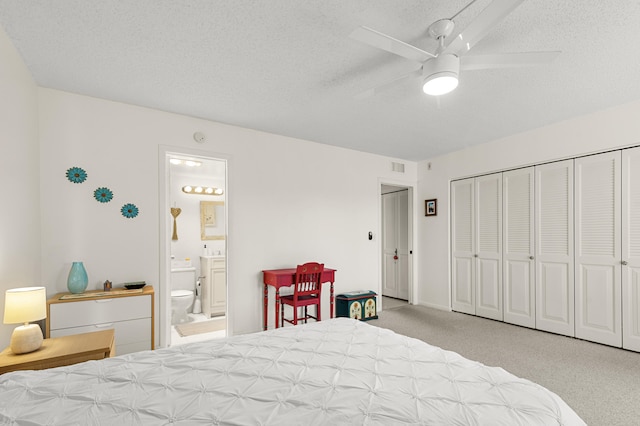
[12,16,638,346]
[37,88,417,342]
[0,26,40,345]
[417,99,640,310]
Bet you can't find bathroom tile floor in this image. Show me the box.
[170,313,226,346]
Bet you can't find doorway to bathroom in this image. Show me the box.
[159,148,228,348]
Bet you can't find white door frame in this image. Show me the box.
[378,180,415,310]
[158,145,230,348]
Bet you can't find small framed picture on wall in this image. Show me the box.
[425,199,437,216]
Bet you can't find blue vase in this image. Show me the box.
[67,261,88,294]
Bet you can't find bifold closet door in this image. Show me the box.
[451,178,475,315]
[503,167,535,328]
[535,160,575,337]
[474,173,503,321]
[575,151,622,347]
[622,147,640,351]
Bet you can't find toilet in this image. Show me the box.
[170,267,196,325]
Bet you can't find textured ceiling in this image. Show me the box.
[1,1,640,161]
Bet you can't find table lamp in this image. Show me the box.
[3,286,46,354]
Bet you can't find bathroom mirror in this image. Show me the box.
[200,201,225,240]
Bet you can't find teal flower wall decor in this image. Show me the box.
[66,167,87,184]
[121,203,139,218]
[93,187,113,203]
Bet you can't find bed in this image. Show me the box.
[0,318,584,425]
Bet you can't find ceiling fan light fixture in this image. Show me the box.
[423,72,459,96]
[422,54,460,96]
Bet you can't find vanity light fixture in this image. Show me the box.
[170,159,202,167]
[182,185,223,195]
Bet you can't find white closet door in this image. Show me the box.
[535,160,574,336]
[475,173,503,320]
[503,167,535,328]
[622,147,640,351]
[451,178,475,314]
[575,151,622,347]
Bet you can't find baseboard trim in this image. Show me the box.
[414,301,451,312]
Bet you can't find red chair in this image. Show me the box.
[280,262,324,326]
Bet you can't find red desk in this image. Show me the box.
[262,268,336,330]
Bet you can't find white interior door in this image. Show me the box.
[575,151,622,347]
[622,147,640,351]
[503,167,535,328]
[382,192,398,298]
[535,160,575,336]
[475,173,503,321]
[451,178,475,314]
[382,190,409,299]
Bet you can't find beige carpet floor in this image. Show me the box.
[371,303,640,426]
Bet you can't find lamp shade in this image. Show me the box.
[3,286,46,324]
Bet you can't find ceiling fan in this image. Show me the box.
[350,0,560,97]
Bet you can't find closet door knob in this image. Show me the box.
[621,260,628,266]
[529,256,534,260]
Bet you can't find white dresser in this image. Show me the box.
[46,286,154,355]
[200,256,226,317]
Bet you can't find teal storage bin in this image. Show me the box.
[336,291,377,321]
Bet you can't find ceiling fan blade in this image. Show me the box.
[354,68,423,99]
[444,0,525,55]
[460,51,560,70]
[350,26,436,63]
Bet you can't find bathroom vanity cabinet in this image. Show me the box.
[200,256,226,317]
[46,286,154,355]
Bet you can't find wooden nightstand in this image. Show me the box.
[0,329,114,374]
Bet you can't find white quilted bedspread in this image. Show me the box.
[0,318,584,425]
